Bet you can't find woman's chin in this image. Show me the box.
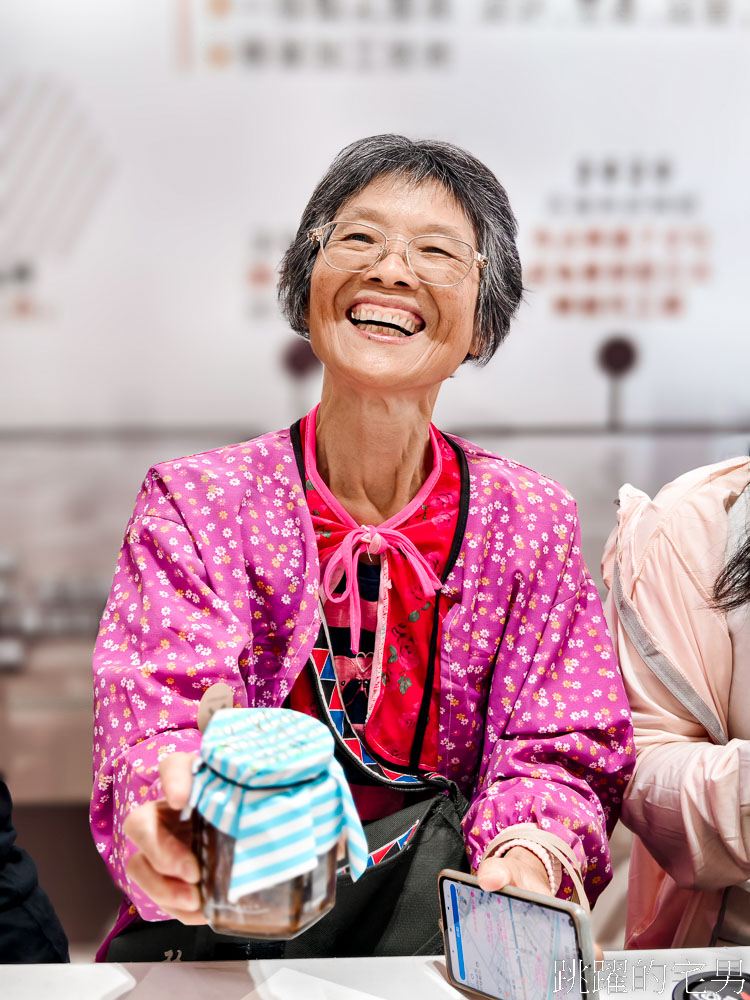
[324,353,428,397]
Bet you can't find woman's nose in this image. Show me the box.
[364,240,419,286]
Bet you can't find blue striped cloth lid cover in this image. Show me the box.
[184,707,368,902]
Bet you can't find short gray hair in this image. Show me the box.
[278,134,523,366]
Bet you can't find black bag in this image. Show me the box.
[285,775,468,958]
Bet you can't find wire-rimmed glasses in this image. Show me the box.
[307,221,488,288]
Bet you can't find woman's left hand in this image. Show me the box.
[477,846,605,962]
[476,845,552,896]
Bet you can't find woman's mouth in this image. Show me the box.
[346,304,424,338]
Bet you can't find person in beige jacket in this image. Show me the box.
[601,456,750,948]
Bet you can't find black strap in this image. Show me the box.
[441,434,470,582]
[290,418,305,482]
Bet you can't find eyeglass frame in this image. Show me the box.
[307,220,489,288]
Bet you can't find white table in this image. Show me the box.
[4,949,750,1000]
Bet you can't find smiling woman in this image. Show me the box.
[280,134,521,366]
[303,175,482,411]
[91,135,635,962]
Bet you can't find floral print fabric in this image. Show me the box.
[91,426,634,926]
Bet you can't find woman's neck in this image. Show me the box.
[314,379,437,526]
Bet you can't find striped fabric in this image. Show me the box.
[184,708,368,902]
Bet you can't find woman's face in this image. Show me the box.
[306,174,481,400]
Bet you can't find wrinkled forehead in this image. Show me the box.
[334,173,477,244]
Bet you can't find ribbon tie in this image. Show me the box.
[321,523,443,652]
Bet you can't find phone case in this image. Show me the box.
[437,869,599,1000]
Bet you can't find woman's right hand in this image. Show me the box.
[122,751,207,925]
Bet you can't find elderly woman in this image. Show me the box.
[92,135,634,960]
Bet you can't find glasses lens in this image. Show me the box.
[408,236,473,286]
[321,222,385,272]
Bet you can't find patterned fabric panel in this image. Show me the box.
[309,642,424,786]
[337,818,421,876]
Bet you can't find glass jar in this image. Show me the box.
[192,812,337,938]
[184,707,366,941]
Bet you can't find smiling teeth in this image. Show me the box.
[349,306,418,334]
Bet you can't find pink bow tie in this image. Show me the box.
[321,524,443,652]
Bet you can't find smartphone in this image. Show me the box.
[438,869,598,1000]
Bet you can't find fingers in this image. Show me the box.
[336,833,347,863]
[159,751,198,811]
[126,850,206,923]
[476,855,512,892]
[123,797,204,922]
[594,940,604,962]
[128,861,206,924]
[476,849,553,897]
[120,752,204,924]
[124,799,199,883]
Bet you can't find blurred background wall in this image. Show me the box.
[1,0,749,958]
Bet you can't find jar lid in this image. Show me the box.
[200,707,335,789]
[187,706,368,901]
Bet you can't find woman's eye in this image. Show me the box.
[341,231,376,244]
[420,245,454,258]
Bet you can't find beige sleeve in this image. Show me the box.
[605,532,750,892]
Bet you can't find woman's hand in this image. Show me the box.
[477,846,605,961]
[122,751,207,925]
[476,845,553,897]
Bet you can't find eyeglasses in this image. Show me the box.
[307,221,488,288]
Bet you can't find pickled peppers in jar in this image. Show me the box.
[183,707,368,939]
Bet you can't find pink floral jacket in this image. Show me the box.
[91,427,634,921]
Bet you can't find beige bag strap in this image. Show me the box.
[484,824,590,913]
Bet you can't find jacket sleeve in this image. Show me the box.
[607,527,750,892]
[91,471,251,921]
[462,513,635,906]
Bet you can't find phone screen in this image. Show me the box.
[441,877,585,1000]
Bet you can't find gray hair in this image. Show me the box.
[278,134,523,366]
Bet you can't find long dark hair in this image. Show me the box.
[714,518,750,613]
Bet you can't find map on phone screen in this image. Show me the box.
[442,879,583,1000]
